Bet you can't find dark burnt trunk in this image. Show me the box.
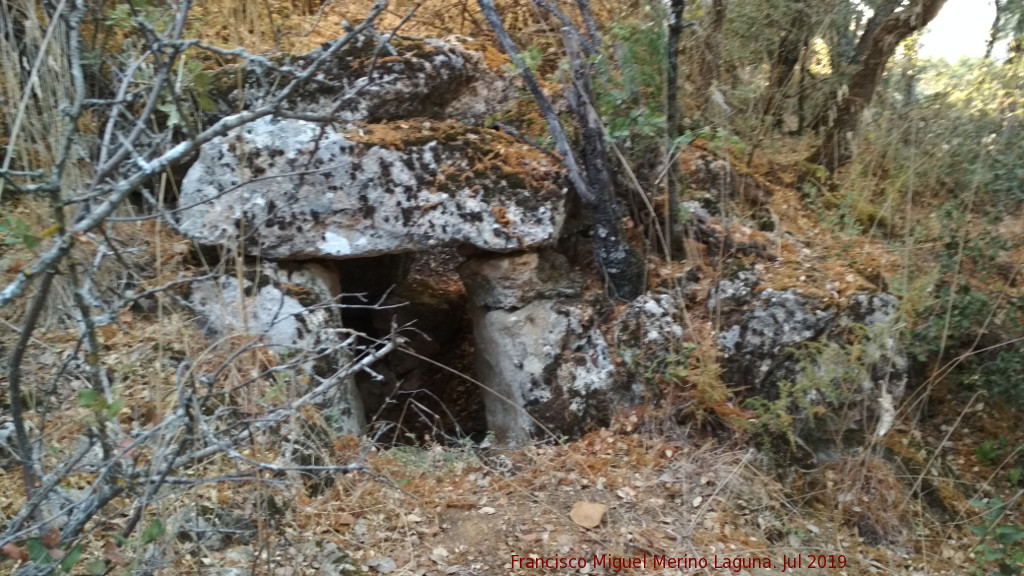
[564,30,645,299]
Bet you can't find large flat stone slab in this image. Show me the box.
[177,117,566,259]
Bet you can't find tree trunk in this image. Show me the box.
[851,0,904,65]
[809,0,949,172]
[762,0,808,129]
[665,0,686,259]
[564,30,646,299]
[695,0,727,112]
[809,0,901,131]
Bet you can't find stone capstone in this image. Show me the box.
[177,117,566,259]
[437,36,520,125]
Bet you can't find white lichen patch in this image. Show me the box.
[320,231,352,256]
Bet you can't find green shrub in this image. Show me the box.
[905,204,1024,403]
[970,496,1024,576]
[592,19,668,145]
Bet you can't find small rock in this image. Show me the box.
[367,557,397,574]
[429,547,450,564]
[570,502,608,529]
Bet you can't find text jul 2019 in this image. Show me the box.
[509,552,848,572]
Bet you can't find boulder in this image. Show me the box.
[187,262,364,434]
[709,268,907,450]
[470,299,620,445]
[203,34,514,125]
[680,146,769,207]
[613,293,687,372]
[459,251,624,445]
[714,287,837,392]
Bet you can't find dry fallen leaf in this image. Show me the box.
[41,529,60,548]
[1,542,28,563]
[445,499,476,509]
[103,541,129,567]
[419,523,440,536]
[570,501,608,529]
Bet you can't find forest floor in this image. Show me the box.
[3,375,1021,575]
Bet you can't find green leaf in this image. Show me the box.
[197,94,216,112]
[85,559,107,576]
[157,102,181,127]
[78,389,100,409]
[107,398,127,420]
[994,525,1024,544]
[106,4,132,27]
[141,518,165,544]
[27,539,53,564]
[192,70,211,92]
[60,545,84,573]
[982,546,1004,561]
[0,216,42,250]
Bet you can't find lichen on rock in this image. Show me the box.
[177,116,566,259]
[204,33,506,125]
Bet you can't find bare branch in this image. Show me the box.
[476,0,594,204]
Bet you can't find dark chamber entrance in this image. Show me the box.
[335,249,487,445]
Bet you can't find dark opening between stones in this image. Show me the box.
[334,250,487,444]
